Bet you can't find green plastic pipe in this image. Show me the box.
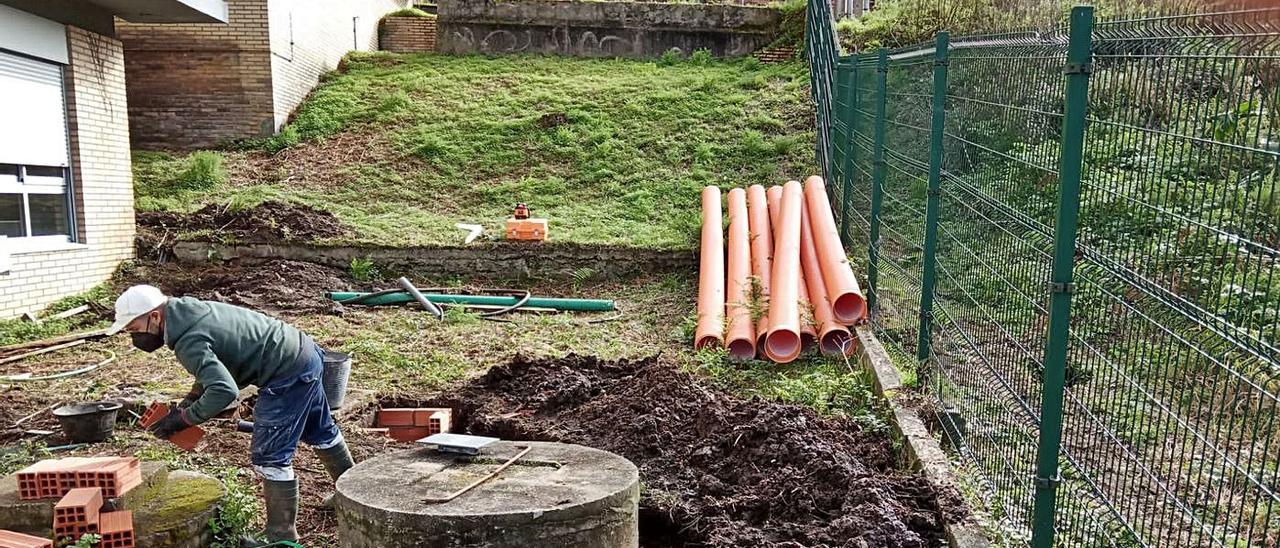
[326,292,616,312]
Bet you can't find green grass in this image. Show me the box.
[133,53,816,249]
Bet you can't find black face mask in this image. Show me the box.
[131,316,165,353]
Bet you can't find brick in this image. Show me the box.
[167,425,205,452]
[377,408,417,427]
[15,460,60,500]
[0,529,53,548]
[98,511,134,548]
[54,487,102,526]
[385,426,433,443]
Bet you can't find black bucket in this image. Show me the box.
[53,401,122,443]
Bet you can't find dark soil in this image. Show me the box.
[128,260,356,316]
[137,201,348,244]
[424,354,962,548]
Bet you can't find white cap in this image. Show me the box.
[108,285,168,335]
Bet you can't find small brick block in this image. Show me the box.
[428,411,451,435]
[94,459,142,498]
[376,408,417,427]
[15,460,60,500]
[139,402,169,428]
[0,529,54,548]
[98,511,134,548]
[54,487,102,527]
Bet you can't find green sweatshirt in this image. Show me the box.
[163,297,303,424]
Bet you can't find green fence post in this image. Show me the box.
[868,49,888,315]
[916,32,948,362]
[1031,6,1094,547]
[831,60,850,207]
[838,57,858,245]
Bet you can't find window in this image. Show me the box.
[0,50,74,245]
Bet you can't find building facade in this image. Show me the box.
[0,0,227,319]
[118,0,409,150]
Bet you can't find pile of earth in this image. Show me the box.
[137,201,348,244]
[128,260,355,316]
[425,354,964,548]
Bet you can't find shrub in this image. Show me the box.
[174,151,227,192]
[385,7,433,18]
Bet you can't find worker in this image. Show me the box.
[107,285,353,546]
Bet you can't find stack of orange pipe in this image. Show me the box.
[695,177,866,363]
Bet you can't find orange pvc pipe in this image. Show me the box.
[695,186,724,350]
[725,188,755,360]
[747,185,773,349]
[804,176,868,325]
[765,181,804,363]
[801,193,856,356]
[767,186,819,350]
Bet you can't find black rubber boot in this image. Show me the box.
[315,440,355,508]
[315,440,355,480]
[239,479,299,546]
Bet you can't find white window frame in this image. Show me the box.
[0,48,78,252]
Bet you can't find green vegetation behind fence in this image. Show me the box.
[808,0,1280,545]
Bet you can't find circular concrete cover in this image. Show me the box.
[335,441,640,547]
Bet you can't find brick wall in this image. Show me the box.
[0,27,136,319]
[379,16,437,53]
[117,0,275,150]
[267,0,409,130]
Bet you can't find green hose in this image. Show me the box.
[326,291,616,312]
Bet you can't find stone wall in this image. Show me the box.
[117,0,275,149]
[0,27,137,319]
[380,15,438,53]
[437,0,780,59]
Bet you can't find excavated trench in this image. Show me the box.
[387,354,964,548]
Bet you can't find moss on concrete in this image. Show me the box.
[135,472,224,534]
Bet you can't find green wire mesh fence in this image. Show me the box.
[810,2,1280,546]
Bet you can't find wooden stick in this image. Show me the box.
[0,339,86,366]
[49,305,90,320]
[13,402,61,427]
[423,446,532,504]
[0,329,107,356]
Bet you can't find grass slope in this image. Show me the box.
[135,52,816,249]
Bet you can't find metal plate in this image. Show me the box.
[418,433,500,454]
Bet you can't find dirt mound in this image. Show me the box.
[428,354,960,547]
[130,260,354,316]
[137,201,347,243]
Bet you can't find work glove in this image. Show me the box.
[178,384,203,409]
[147,405,192,440]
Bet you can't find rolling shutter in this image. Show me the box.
[0,51,69,167]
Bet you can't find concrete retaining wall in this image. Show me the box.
[436,0,780,59]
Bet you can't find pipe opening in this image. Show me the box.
[820,329,852,356]
[764,330,802,362]
[832,294,868,325]
[695,336,722,350]
[727,339,756,361]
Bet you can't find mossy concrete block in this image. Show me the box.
[0,462,167,536]
[0,464,223,548]
[336,441,639,547]
[134,470,224,548]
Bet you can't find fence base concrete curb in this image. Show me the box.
[855,325,991,548]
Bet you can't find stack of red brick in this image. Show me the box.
[139,402,205,451]
[3,457,138,548]
[375,408,452,442]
